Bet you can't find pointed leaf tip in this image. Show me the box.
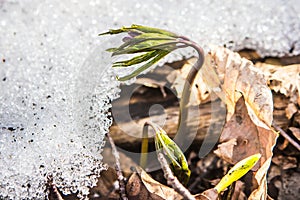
[214,153,261,193]
[112,51,158,68]
[106,48,118,52]
[116,50,170,81]
[98,32,109,36]
[154,124,191,185]
[99,24,178,37]
[102,25,182,81]
[131,24,178,37]
[98,26,132,36]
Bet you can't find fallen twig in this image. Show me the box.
[47,174,64,200]
[106,133,128,200]
[157,152,195,200]
[273,123,300,151]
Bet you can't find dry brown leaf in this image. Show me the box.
[214,98,278,199]
[199,46,278,199]
[289,127,300,141]
[213,138,236,163]
[248,157,273,200]
[126,172,165,200]
[203,46,273,128]
[135,77,168,97]
[134,166,184,200]
[194,188,219,200]
[255,62,300,99]
[214,98,278,166]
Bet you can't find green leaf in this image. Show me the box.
[117,50,170,81]
[98,25,140,36]
[100,24,181,81]
[106,48,118,52]
[130,24,178,37]
[99,24,178,38]
[112,51,158,67]
[134,32,176,40]
[107,37,171,54]
[154,125,191,186]
[114,37,153,52]
[214,153,261,193]
[112,40,177,56]
[110,32,175,54]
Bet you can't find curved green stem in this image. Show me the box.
[176,38,205,138]
[140,121,160,168]
[140,39,205,162]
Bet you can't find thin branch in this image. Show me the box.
[106,133,128,200]
[47,174,64,200]
[157,152,195,200]
[273,123,300,151]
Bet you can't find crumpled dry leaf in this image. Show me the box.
[214,99,277,167]
[198,180,246,200]
[255,62,300,100]
[194,188,219,200]
[203,46,273,128]
[126,172,164,200]
[214,98,278,199]
[201,46,278,199]
[248,157,273,200]
[213,138,237,162]
[132,166,183,200]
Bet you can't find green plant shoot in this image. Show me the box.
[99,24,186,81]
[100,25,205,145]
[101,25,203,185]
[214,153,261,193]
[145,122,191,186]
